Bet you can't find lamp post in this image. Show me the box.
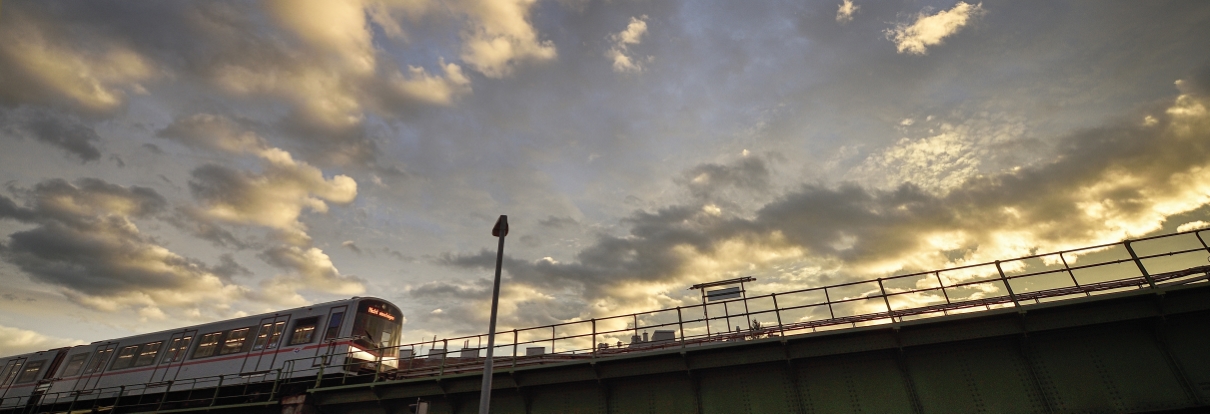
[479,215,508,414]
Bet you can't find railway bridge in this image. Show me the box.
[9,230,1210,413]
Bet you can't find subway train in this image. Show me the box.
[0,296,402,412]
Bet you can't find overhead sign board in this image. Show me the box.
[706,286,742,302]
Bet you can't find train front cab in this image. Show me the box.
[344,298,403,371]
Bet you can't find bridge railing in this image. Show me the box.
[19,229,1208,409]
[6,368,288,413]
[338,228,1210,383]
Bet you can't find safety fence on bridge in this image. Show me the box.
[8,229,1210,413]
[330,227,1210,382]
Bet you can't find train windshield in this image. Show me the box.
[352,299,402,357]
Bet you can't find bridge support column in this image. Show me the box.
[281,394,318,414]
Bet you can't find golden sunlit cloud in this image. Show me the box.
[885,2,985,55]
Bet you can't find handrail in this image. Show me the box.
[8,228,1209,411]
[359,228,1210,383]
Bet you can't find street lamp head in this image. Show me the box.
[492,215,509,237]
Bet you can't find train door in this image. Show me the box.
[244,315,290,373]
[78,343,117,391]
[0,357,27,402]
[312,306,347,367]
[151,330,196,383]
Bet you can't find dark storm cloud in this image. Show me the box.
[0,179,247,310]
[0,108,102,162]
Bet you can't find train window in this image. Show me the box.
[134,342,163,367]
[288,317,319,345]
[192,332,222,359]
[110,346,139,370]
[62,353,89,376]
[15,360,45,383]
[219,327,252,355]
[0,361,19,385]
[162,336,192,363]
[323,312,345,341]
[253,321,286,350]
[83,348,113,374]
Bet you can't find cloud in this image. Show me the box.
[849,116,1028,193]
[539,216,579,229]
[0,179,250,316]
[675,155,771,200]
[342,240,363,254]
[0,107,102,162]
[161,115,358,244]
[157,113,267,154]
[432,83,1210,328]
[885,2,985,55]
[229,0,473,133]
[164,207,250,249]
[457,0,558,78]
[607,16,650,73]
[0,6,154,113]
[836,0,859,23]
[211,253,253,281]
[255,245,366,306]
[0,325,84,356]
[1176,221,1208,232]
[160,114,366,299]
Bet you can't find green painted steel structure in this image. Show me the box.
[7,229,1210,413]
[20,286,1204,414]
[298,281,1210,414]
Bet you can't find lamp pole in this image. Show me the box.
[479,215,508,414]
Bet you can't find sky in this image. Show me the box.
[1,0,1209,356]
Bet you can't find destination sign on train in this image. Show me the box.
[368,307,396,321]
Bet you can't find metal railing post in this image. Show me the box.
[877,278,894,322]
[115,385,127,410]
[269,369,282,401]
[1058,252,1090,296]
[676,307,686,348]
[373,348,384,383]
[511,329,518,370]
[823,287,836,320]
[66,390,83,413]
[209,376,224,407]
[1194,230,1210,254]
[551,326,556,355]
[313,360,325,388]
[439,339,449,377]
[995,260,1021,309]
[156,380,174,411]
[934,272,951,315]
[771,293,784,336]
[591,318,598,356]
[722,301,732,334]
[741,286,752,333]
[1123,241,1157,289]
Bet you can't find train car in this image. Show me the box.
[0,348,70,409]
[0,296,402,411]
